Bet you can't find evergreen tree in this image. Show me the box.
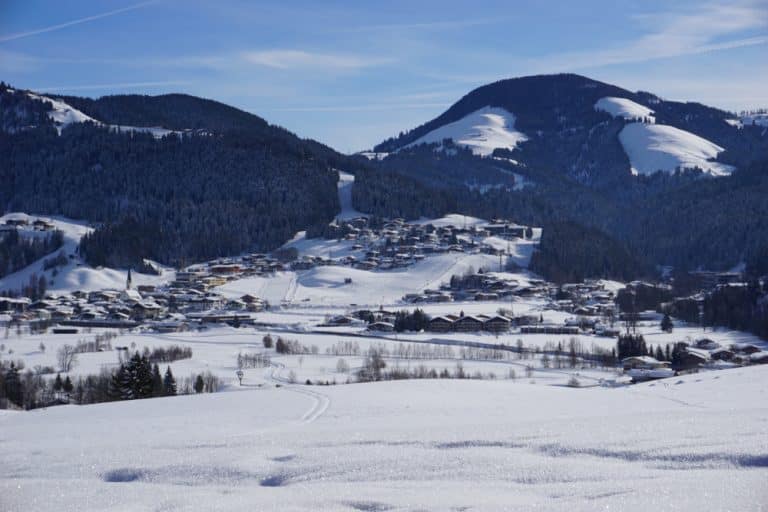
[151,363,163,397]
[53,373,63,393]
[163,366,177,396]
[194,374,205,393]
[110,364,130,400]
[661,313,673,333]
[134,355,154,399]
[4,362,22,407]
[63,376,73,394]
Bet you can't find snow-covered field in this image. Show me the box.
[2,357,766,511]
[2,172,766,510]
[405,106,528,156]
[0,213,174,294]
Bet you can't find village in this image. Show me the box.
[1,214,767,389]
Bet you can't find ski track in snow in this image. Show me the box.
[267,362,330,424]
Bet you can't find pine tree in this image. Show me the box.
[110,364,130,400]
[151,363,163,397]
[135,355,154,399]
[194,374,205,393]
[63,376,73,394]
[53,373,63,393]
[163,366,177,396]
[3,362,22,407]
[661,313,673,333]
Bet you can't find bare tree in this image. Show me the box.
[336,358,349,373]
[57,344,78,372]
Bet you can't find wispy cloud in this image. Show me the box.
[242,49,393,70]
[532,1,768,71]
[0,1,157,43]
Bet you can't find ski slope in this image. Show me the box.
[2,364,765,511]
[216,252,512,306]
[336,171,365,220]
[618,123,734,177]
[595,96,655,123]
[0,213,174,294]
[405,106,528,157]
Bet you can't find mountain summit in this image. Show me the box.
[375,74,765,185]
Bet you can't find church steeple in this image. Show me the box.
[126,268,132,290]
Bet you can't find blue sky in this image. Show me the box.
[1,0,766,152]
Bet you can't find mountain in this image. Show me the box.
[3,75,767,282]
[374,73,767,187]
[0,83,369,269]
[357,74,768,276]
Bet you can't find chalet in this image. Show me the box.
[429,316,454,333]
[326,315,356,326]
[454,315,485,332]
[210,265,241,275]
[130,301,162,320]
[622,356,667,370]
[694,338,719,350]
[226,299,247,310]
[121,289,143,303]
[484,315,511,333]
[749,352,768,364]
[367,321,395,332]
[675,348,710,371]
[5,218,28,227]
[0,297,30,313]
[710,347,735,361]
[733,343,762,355]
[622,356,674,381]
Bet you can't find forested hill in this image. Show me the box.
[353,157,768,277]
[0,84,368,268]
[374,74,768,187]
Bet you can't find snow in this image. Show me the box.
[727,113,768,130]
[414,213,489,228]
[216,252,505,307]
[741,113,768,127]
[27,93,97,129]
[405,106,528,157]
[27,92,181,139]
[595,97,655,123]
[618,123,734,177]
[0,213,174,294]
[336,171,365,221]
[358,151,389,160]
[1,355,766,511]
